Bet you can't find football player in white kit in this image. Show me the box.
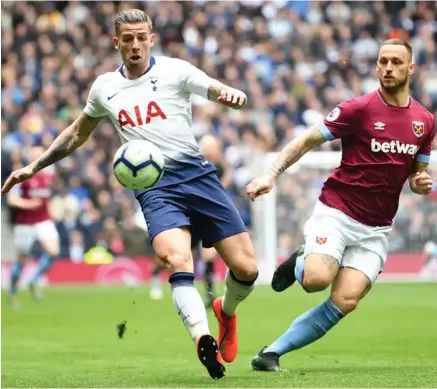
[1,9,258,380]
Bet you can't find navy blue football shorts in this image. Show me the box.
[136,173,247,248]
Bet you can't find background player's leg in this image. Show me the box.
[150,254,165,300]
[10,225,34,308]
[201,247,217,307]
[9,254,26,308]
[153,227,211,343]
[29,222,60,300]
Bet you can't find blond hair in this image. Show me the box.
[114,9,153,33]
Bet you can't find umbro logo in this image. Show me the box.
[107,92,119,101]
[374,122,385,131]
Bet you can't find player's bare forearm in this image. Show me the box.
[268,126,327,180]
[32,113,100,173]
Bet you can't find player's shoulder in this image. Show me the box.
[410,98,435,122]
[154,56,198,75]
[154,55,190,66]
[335,91,377,111]
[94,71,120,85]
[351,90,381,109]
[89,71,120,97]
[326,94,370,120]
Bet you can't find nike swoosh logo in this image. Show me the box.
[107,92,119,101]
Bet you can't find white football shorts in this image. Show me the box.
[303,201,392,284]
[13,220,59,255]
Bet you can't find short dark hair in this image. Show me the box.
[114,9,153,34]
[381,39,413,60]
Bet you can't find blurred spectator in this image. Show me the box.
[1,1,436,259]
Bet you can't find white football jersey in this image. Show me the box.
[83,55,217,189]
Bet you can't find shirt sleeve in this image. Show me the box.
[178,59,214,99]
[416,116,436,164]
[319,98,361,141]
[83,77,108,118]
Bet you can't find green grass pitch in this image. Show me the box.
[2,283,437,388]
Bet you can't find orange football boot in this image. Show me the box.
[212,297,238,363]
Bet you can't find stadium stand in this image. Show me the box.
[1,1,436,260]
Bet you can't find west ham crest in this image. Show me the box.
[412,121,424,138]
[316,237,327,245]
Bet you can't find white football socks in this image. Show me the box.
[222,269,257,316]
[170,273,210,343]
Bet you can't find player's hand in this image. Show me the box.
[246,174,275,201]
[218,88,247,110]
[410,171,433,195]
[1,165,37,195]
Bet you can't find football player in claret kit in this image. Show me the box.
[1,9,258,380]
[6,145,60,308]
[246,39,435,371]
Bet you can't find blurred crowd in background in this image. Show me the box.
[1,1,437,260]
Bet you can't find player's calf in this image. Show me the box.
[201,247,217,307]
[212,232,258,363]
[154,228,213,346]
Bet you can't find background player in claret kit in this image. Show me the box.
[246,39,435,372]
[1,9,258,380]
[6,145,60,309]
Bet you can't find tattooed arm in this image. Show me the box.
[32,113,100,172]
[1,113,101,194]
[246,125,327,200]
[268,126,327,180]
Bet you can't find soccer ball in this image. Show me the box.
[112,140,165,190]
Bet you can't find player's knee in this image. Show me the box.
[233,262,258,282]
[159,251,192,273]
[330,293,359,315]
[302,254,337,292]
[40,240,60,257]
[302,269,332,292]
[229,255,258,282]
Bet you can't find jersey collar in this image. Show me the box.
[377,89,412,109]
[118,56,156,79]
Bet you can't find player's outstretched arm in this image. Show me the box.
[1,113,101,195]
[246,126,326,201]
[409,161,433,195]
[179,59,246,109]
